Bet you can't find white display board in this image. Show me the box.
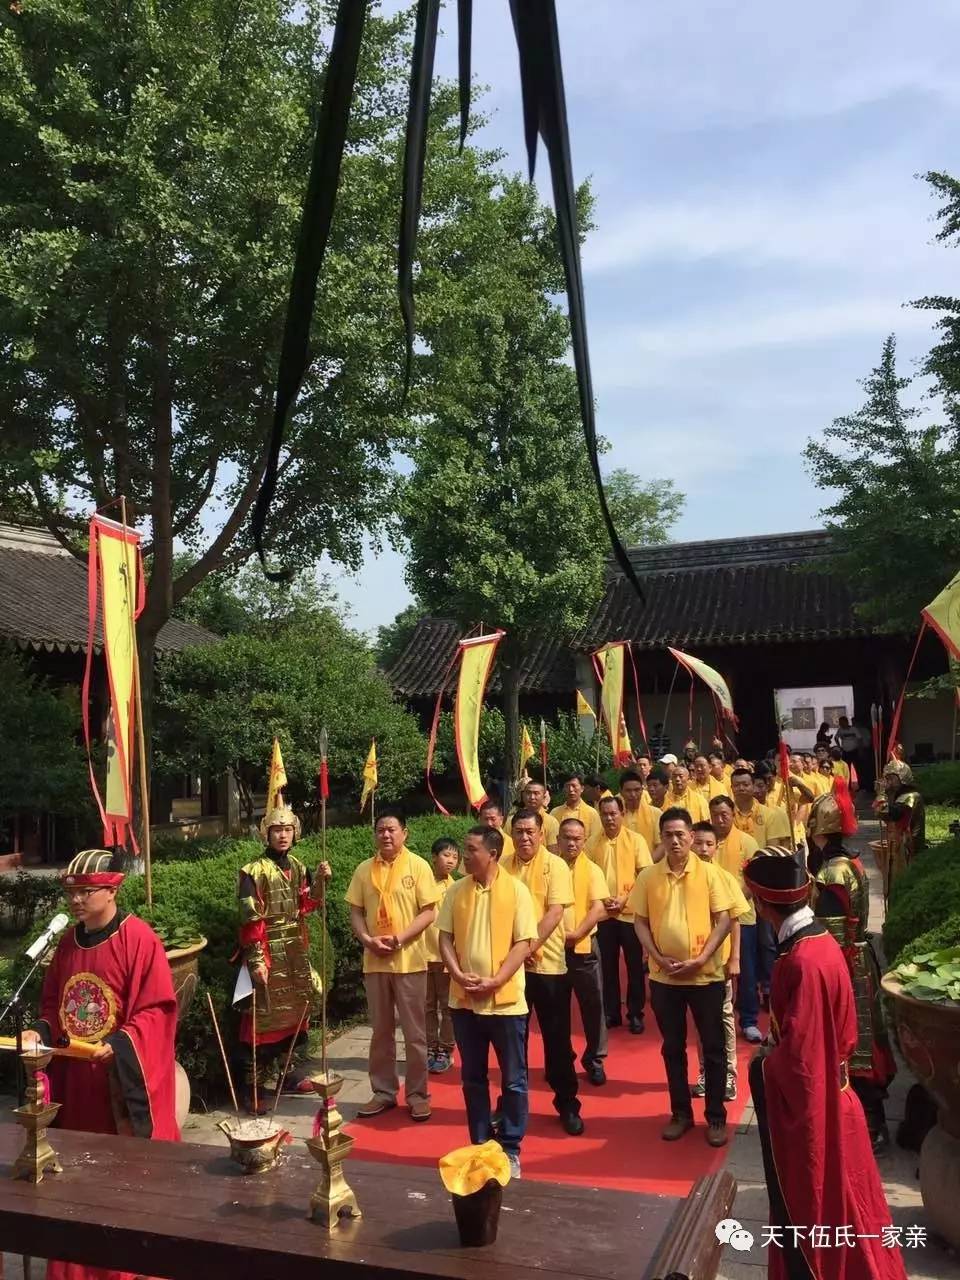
[774,685,854,751]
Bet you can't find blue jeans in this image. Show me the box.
[737,923,760,1030]
[451,1009,528,1157]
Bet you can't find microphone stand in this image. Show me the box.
[1,946,58,1107]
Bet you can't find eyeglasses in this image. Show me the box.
[63,887,107,900]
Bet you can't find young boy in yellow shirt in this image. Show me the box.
[690,822,750,1102]
[424,837,462,1073]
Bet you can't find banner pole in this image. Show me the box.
[120,496,152,906]
[772,692,799,856]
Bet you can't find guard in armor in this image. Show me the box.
[808,782,896,1153]
[233,803,331,1113]
[874,759,925,890]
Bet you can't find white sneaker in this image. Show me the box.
[507,1154,521,1180]
[742,1025,763,1044]
[725,1078,737,1101]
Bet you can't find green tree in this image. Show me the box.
[374,601,428,671]
[602,469,684,545]
[0,0,496,737]
[401,177,610,796]
[172,558,337,638]
[913,170,960,427]
[0,650,92,824]
[154,612,426,822]
[804,335,960,630]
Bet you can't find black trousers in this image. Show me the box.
[650,979,727,1127]
[597,917,646,1022]
[526,971,580,1116]
[563,942,607,1068]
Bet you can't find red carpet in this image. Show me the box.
[347,1008,763,1195]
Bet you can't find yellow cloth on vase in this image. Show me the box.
[439,1140,511,1196]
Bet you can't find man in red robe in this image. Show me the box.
[744,853,906,1280]
[24,848,179,1280]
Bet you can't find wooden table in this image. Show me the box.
[0,1126,734,1280]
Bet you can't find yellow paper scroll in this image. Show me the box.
[455,633,503,809]
[668,647,737,724]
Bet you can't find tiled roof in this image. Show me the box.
[388,530,880,696]
[0,526,217,655]
[388,618,573,698]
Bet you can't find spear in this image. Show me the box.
[319,726,330,1083]
[539,718,548,789]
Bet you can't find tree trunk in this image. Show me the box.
[500,638,522,808]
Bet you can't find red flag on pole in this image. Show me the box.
[778,740,790,789]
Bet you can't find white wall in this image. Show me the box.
[775,685,853,750]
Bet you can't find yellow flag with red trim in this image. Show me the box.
[576,689,596,720]
[519,724,535,772]
[923,570,960,660]
[266,737,287,814]
[360,740,378,812]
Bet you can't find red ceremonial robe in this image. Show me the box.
[35,911,179,1280]
[749,920,906,1280]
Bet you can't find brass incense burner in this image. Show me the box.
[305,1071,361,1230]
[12,1049,62,1183]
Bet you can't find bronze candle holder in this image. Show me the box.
[12,1049,62,1184]
[304,1071,361,1230]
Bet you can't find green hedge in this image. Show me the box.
[893,913,960,966]
[883,839,960,964]
[913,762,960,804]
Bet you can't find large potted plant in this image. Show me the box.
[883,946,960,1249]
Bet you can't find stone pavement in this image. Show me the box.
[3,815,957,1279]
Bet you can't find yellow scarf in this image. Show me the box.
[570,854,593,955]
[450,869,518,1006]
[590,829,637,900]
[370,847,411,935]
[505,847,548,915]
[717,826,744,881]
[646,854,712,960]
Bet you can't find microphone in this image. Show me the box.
[25,913,71,962]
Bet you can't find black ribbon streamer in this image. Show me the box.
[457,0,472,151]
[398,0,441,397]
[251,0,367,577]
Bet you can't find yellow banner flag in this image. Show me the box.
[576,689,596,720]
[266,737,288,814]
[360,740,378,812]
[922,570,960,660]
[519,724,535,771]
[85,515,144,849]
[455,633,504,809]
[668,647,737,724]
[617,712,632,761]
[594,643,627,761]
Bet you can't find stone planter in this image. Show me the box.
[164,938,207,1128]
[882,973,960,1249]
[164,938,207,1022]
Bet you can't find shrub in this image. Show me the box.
[913,762,960,805]
[893,913,960,967]
[0,872,62,935]
[883,839,960,963]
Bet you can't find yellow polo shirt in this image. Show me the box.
[623,802,662,851]
[345,849,441,974]
[423,874,456,964]
[710,863,750,964]
[564,854,609,940]
[550,799,600,842]
[506,809,560,850]
[666,787,710,823]
[733,801,792,848]
[437,870,538,1016]
[717,829,760,925]
[586,826,652,922]
[627,856,734,986]
[501,849,573,976]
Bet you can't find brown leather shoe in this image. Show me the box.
[706,1122,729,1147]
[409,1099,432,1122]
[661,1113,694,1141]
[356,1096,396,1118]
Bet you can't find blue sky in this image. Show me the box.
[328,0,960,633]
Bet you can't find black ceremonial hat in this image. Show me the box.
[743,851,810,906]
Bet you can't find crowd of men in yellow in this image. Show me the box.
[343,744,846,1178]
